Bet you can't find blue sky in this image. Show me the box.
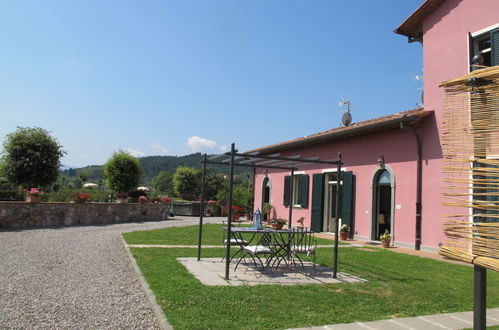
[0,0,424,167]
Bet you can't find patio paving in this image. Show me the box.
[290,307,499,329]
[177,257,367,286]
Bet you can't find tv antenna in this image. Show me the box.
[412,73,424,106]
[338,98,352,126]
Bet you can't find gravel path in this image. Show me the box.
[0,216,220,329]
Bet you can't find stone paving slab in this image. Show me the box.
[290,308,499,330]
[178,257,367,286]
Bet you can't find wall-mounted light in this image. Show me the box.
[377,156,385,168]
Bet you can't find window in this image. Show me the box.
[283,174,309,208]
[470,27,499,68]
[472,160,499,223]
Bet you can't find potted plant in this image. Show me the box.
[380,229,391,248]
[262,203,273,222]
[205,200,218,216]
[340,224,350,240]
[139,195,148,204]
[231,205,243,221]
[70,192,90,203]
[270,218,287,230]
[24,188,44,203]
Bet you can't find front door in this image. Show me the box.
[323,174,337,232]
[372,170,392,240]
[262,178,271,220]
[311,171,354,233]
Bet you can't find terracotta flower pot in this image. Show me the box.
[340,231,348,240]
[272,223,284,230]
[231,213,240,221]
[26,195,41,203]
[381,239,391,248]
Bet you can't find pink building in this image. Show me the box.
[248,0,499,251]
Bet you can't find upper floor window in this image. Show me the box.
[470,27,499,68]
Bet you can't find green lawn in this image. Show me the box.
[129,244,499,329]
[123,223,342,246]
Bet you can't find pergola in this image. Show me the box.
[196,143,344,280]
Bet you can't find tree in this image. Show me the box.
[173,166,200,199]
[78,169,90,183]
[205,173,226,200]
[152,170,173,194]
[104,151,141,194]
[2,127,65,188]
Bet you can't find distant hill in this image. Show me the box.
[61,153,251,185]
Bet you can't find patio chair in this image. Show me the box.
[290,227,317,270]
[234,232,273,271]
[221,220,248,261]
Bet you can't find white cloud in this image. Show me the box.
[219,145,228,152]
[126,148,146,157]
[150,143,171,155]
[186,136,219,153]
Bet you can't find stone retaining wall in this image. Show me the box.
[0,202,168,229]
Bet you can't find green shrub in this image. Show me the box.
[173,167,200,198]
[103,151,141,194]
[44,189,111,202]
[2,127,65,188]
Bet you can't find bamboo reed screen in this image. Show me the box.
[439,66,499,272]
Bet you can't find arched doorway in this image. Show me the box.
[261,177,271,220]
[372,169,394,241]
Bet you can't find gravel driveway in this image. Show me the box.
[0,216,219,329]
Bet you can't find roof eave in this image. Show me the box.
[394,0,446,41]
[245,111,433,155]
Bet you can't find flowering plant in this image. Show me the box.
[139,195,148,200]
[222,205,243,215]
[24,188,44,197]
[380,230,391,240]
[270,218,287,225]
[161,197,171,204]
[70,192,90,202]
[232,205,243,213]
[207,200,217,205]
[340,224,350,233]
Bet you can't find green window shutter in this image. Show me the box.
[311,174,324,232]
[491,28,499,66]
[341,171,354,236]
[283,175,290,206]
[299,174,309,208]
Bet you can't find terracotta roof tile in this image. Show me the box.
[394,0,446,40]
[246,107,432,154]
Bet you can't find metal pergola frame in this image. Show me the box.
[196,143,344,280]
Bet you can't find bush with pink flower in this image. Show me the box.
[24,188,44,197]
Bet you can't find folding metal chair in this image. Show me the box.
[234,232,273,271]
[290,227,317,270]
[221,219,248,262]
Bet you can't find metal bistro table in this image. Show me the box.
[225,227,297,271]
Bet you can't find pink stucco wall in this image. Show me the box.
[252,0,499,250]
[420,0,499,248]
[254,125,435,249]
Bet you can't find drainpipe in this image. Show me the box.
[401,122,423,250]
